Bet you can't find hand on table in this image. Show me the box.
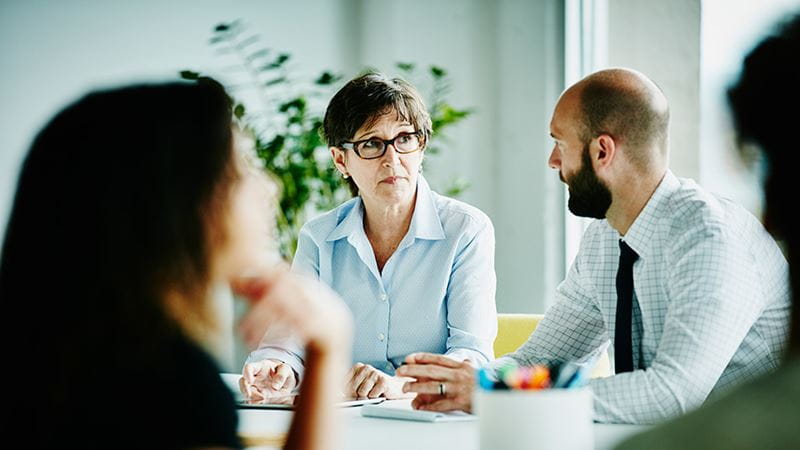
[345,363,414,399]
[395,352,476,413]
[239,358,297,403]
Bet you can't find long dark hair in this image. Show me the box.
[728,14,800,354]
[0,80,236,417]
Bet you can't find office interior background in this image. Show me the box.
[1,0,797,370]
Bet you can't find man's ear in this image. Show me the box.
[330,147,348,176]
[591,134,617,172]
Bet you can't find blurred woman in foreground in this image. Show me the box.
[0,79,351,449]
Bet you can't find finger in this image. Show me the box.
[367,377,387,398]
[396,364,460,380]
[417,397,466,412]
[242,362,261,385]
[239,376,252,399]
[240,377,266,403]
[271,364,292,391]
[403,380,448,395]
[411,393,441,409]
[346,364,369,397]
[250,387,266,403]
[404,353,464,368]
[356,366,378,398]
[231,269,285,303]
[357,372,379,398]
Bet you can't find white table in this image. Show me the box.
[223,374,646,450]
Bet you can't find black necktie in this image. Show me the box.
[615,240,639,373]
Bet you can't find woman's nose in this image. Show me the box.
[381,144,401,166]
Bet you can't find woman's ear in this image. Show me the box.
[330,147,349,177]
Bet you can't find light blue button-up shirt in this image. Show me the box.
[248,176,497,377]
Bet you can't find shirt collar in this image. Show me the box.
[620,170,680,258]
[407,175,446,241]
[325,175,445,243]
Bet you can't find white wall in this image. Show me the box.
[0,0,353,237]
[699,0,800,214]
[606,0,702,180]
[605,0,799,214]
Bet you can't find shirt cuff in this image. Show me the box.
[445,347,492,367]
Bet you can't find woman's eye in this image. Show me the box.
[363,140,381,149]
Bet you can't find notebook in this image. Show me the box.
[361,404,477,422]
[237,396,385,410]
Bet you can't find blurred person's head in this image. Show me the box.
[323,72,432,205]
[729,13,800,352]
[549,68,670,219]
[0,80,276,373]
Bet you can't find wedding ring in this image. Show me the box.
[438,382,446,396]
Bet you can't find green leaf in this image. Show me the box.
[279,98,306,113]
[179,70,200,80]
[265,76,287,86]
[246,49,270,61]
[396,62,416,72]
[233,103,246,119]
[315,72,341,85]
[430,66,446,78]
[443,177,470,198]
[267,53,290,69]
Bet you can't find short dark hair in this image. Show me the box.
[322,72,432,195]
[0,80,237,401]
[579,76,670,167]
[729,13,800,353]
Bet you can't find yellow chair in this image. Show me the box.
[494,313,544,358]
[494,313,611,378]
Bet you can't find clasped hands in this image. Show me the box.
[240,360,415,402]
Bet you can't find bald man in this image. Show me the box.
[397,68,791,424]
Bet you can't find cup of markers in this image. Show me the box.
[478,360,589,391]
[474,362,593,450]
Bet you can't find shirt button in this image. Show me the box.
[378,333,385,342]
[380,293,388,302]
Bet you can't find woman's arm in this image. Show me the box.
[444,216,498,365]
[235,271,353,450]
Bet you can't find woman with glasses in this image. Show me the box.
[241,73,497,401]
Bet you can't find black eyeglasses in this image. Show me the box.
[340,131,425,160]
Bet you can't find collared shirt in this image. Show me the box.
[490,170,790,424]
[248,176,497,377]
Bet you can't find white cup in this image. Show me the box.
[474,387,592,450]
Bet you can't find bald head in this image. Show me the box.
[566,68,670,169]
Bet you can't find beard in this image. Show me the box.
[563,144,612,219]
